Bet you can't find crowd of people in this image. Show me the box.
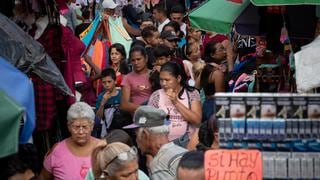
[2,0,318,179]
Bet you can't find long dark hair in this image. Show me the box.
[204,40,220,63]
[109,43,126,65]
[108,43,129,74]
[200,64,214,89]
[160,61,195,99]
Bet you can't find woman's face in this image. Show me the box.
[188,44,201,61]
[131,51,147,72]
[212,43,227,61]
[68,118,93,146]
[189,29,202,41]
[110,48,123,65]
[160,71,181,91]
[110,160,139,180]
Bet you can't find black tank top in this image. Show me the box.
[203,81,215,96]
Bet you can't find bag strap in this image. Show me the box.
[185,90,191,132]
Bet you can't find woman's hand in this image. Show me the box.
[166,89,178,105]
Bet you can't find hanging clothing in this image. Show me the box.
[61,26,87,104]
[37,26,65,75]
[107,16,133,58]
[35,26,65,131]
[31,75,57,131]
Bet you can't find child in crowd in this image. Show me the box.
[149,44,172,92]
[140,26,162,68]
[95,68,123,137]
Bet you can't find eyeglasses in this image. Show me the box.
[70,124,92,133]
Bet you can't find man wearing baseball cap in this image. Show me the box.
[123,106,187,180]
[160,30,184,67]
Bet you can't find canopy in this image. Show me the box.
[0,57,35,144]
[0,90,24,158]
[188,0,320,34]
[251,0,320,6]
[189,0,250,34]
[0,13,72,96]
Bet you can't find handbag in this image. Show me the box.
[173,130,190,148]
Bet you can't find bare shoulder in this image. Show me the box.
[92,137,107,148]
[212,69,224,77]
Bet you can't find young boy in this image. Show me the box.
[95,68,123,137]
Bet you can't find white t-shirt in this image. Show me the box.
[180,23,187,36]
[158,18,170,32]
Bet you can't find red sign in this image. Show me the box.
[205,150,262,180]
[227,0,243,4]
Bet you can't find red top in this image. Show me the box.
[116,73,122,87]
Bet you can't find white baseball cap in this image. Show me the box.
[102,0,118,9]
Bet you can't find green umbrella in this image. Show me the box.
[188,0,320,33]
[251,0,320,6]
[0,90,24,158]
[189,0,251,34]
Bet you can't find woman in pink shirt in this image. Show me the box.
[148,61,202,145]
[120,46,152,114]
[40,102,105,180]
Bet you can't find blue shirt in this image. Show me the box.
[96,89,121,110]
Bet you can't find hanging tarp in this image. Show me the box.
[0,13,72,96]
[188,0,251,33]
[0,57,35,144]
[80,12,102,53]
[251,0,320,6]
[189,0,320,38]
[0,90,24,158]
